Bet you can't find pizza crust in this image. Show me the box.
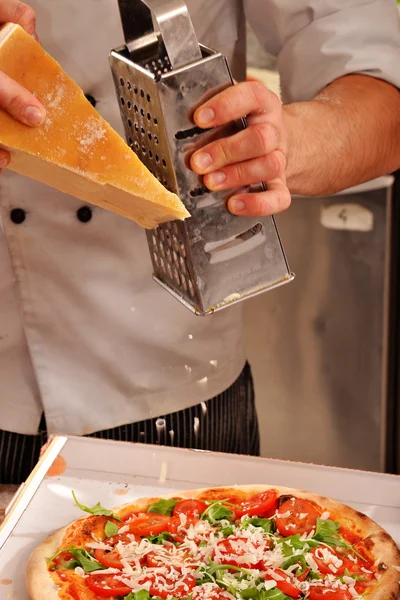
[26,485,400,600]
[26,525,69,600]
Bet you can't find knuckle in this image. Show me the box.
[276,188,291,212]
[215,139,232,165]
[14,2,36,29]
[254,124,276,154]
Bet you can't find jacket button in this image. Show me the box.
[85,94,97,107]
[10,208,26,224]
[76,206,93,223]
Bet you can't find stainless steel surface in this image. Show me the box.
[117,0,202,68]
[245,177,394,472]
[110,0,292,315]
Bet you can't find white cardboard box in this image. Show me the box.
[0,436,399,599]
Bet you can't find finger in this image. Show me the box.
[0,70,46,126]
[193,81,280,128]
[227,179,291,217]
[0,149,10,169]
[191,123,280,174]
[204,150,284,191]
[0,0,37,35]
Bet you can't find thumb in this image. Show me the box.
[0,0,37,36]
[0,69,46,126]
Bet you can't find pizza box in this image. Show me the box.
[0,435,399,599]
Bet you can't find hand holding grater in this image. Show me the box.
[109,0,294,316]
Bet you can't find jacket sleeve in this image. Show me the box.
[247,0,400,102]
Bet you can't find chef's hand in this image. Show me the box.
[0,0,46,171]
[190,81,290,217]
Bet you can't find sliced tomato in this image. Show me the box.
[94,533,137,569]
[297,568,310,582]
[86,574,132,597]
[140,571,196,599]
[213,537,265,569]
[51,551,75,569]
[265,569,301,598]
[275,497,321,536]
[173,499,208,519]
[128,513,172,537]
[168,515,200,543]
[236,490,278,519]
[308,587,352,600]
[310,546,366,577]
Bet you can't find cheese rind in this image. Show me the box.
[0,23,189,228]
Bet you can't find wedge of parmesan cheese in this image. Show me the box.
[0,23,189,228]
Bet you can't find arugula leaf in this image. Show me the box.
[124,591,151,600]
[147,498,178,516]
[72,491,121,521]
[145,531,174,545]
[308,571,321,580]
[277,534,318,556]
[201,501,235,524]
[220,526,234,537]
[104,520,119,538]
[281,554,307,574]
[313,519,366,561]
[68,547,106,573]
[242,517,273,534]
[241,588,291,600]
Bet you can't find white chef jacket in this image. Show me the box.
[0,0,399,436]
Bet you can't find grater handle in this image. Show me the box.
[117,0,202,70]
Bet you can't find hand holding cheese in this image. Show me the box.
[0,19,189,228]
[0,0,46,170]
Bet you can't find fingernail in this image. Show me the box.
[193,152,212,170]
[196,107,215,126]
[0,158,9,168]
[209,171,226,186]
[230,199,246,213]
[23,106,45,126]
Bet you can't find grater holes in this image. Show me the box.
[134,105,138,113]
[127,81,131,90]
[141,127,145,135]
[134,141,139,151]
[127,101,132,109]
[155,155,160,163]
[120,77,124,86]
[140,89,144,98]
[128,119,132,128]
[146,93,151,102]
[154,117,158,126]
[190,185,208,198]
[154,136,159,145]
[162,159,167,168]
[142,146,147,155]
[149,150,153,159]
[120,97,125,106]
[134,123,139,132]
[188,279,195,297]
[134,86,138,94]
[128,136,133,146]
[147,113,151,121]
[181,275,188,292]
[148,133,152,141]
[140,108,145,117]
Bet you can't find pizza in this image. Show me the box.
[26,485,400,600]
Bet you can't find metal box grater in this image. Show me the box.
[110,0,294,315]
